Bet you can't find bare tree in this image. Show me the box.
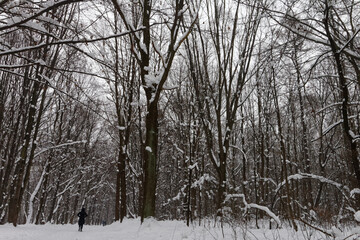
[186,0,262,217]
[109,0,196,221]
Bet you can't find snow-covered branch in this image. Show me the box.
[275,173,349,194]
[0,28,145,57]
[0,0,84,31]
[225,194,281,226]
[34,140,87,158]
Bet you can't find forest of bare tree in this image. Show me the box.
[0,0,360,234]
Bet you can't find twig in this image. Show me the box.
[297,218,332,237]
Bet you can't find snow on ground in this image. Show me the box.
[0,218,359,240]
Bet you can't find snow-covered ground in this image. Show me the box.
[0,218,359,240]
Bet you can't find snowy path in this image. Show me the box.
[0,218,353,240]
[2,219,204,240]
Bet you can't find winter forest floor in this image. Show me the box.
[1,218,360,240]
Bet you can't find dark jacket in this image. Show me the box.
[77,208,88,225]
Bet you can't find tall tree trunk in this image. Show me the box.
[35,158,51,224]
[291,44,313,208]
[115,159,121,222]
[272,67,298,231]
[324,3,360,194]
[47,165,63,223]
[111,0,189,222]
[8,70,42,225]
[113,13,127,221]
[0,68,30,222]
[119,147,127,221]
[142,101,158,221]
[115,146,127,222]
[216,151,227,216]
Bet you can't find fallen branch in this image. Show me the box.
[297,218,332,237]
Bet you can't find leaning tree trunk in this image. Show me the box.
[323,3,360,195]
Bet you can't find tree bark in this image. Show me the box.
[8,70,42,225]
[142,101,158,221]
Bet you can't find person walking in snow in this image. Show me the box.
[77,208,88,232]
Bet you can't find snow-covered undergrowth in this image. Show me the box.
[0,218,359,240]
